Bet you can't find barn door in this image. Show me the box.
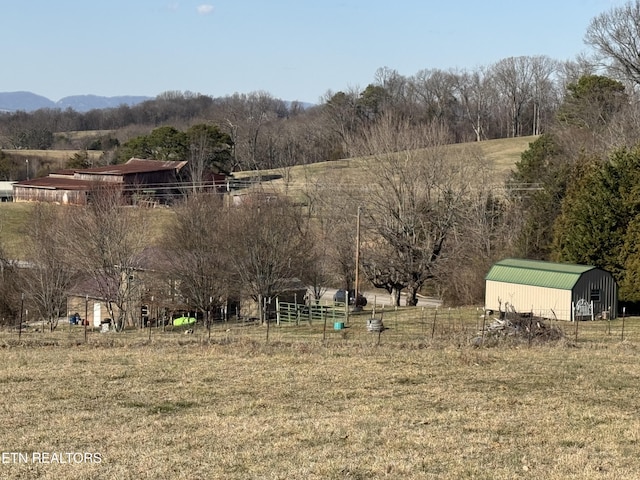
[93,302,102,327]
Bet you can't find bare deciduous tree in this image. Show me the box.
[491,56,535,137]
[453,67,495,142]
[585,1,640,86]
[435,183,515,305]
[325,217,358,295]
[227,193,313,323]
[214,92,287,171]
[300,234,331,304]
[22,204,78,330]
[320,87,362,158]
[530,55,559,136]
[163,193,231,328]
[409,68,458,127]
[301,167,361,296]
[348,114,489,306]
[185,124,233,194]
[65,186,149,330]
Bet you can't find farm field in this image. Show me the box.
[231,135,537,196]
[4,148,103,162]
[0,202,176,259]
[0,310,639,479]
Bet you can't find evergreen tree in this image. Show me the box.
[553,145,640,301]
[509,134,570,259]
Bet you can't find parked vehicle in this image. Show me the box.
[333,289,367,307]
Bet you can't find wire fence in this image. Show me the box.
[2,305,640,348]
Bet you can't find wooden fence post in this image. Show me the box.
[431,308,437,339]
[322,309,327,344]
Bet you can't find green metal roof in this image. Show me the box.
[485,258,596,290]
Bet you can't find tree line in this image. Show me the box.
[0,53,599,178]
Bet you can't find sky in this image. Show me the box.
[0,0,629,104]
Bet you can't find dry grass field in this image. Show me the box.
[1,309,639,480]
[0,202,34,258]
[231,136,538,198]
[5,149,103,162]
[0,202,176,259]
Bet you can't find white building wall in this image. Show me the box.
[485,281,572,321]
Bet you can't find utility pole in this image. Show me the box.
[84,295,88,343]
[18,293,24,340]
[354,205,361,306]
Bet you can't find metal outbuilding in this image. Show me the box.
[484,258,617,321]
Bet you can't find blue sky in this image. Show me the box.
[1,0,627,103]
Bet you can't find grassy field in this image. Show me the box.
[5,149,103,162]
[3,149,102,161]
[232,136,537,197]
[0,202,176,259]
[0,202,34,257]
[0,309,639,480]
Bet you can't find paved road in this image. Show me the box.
[318,288,441,308]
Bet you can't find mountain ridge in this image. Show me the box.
[0,91,152,113]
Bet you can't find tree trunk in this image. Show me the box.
[406,285,419,306]
[391,287,402,307]
[258,294,264,325]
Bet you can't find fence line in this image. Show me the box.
[3,306,639,346]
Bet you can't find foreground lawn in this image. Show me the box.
[0,328,638,479]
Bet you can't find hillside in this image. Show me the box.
[233,135,537,195]
[0,135,535,259]
[5,149,103,162]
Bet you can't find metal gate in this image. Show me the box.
[276,299,347,325]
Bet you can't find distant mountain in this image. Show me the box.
[55,94,152,112]
[0,91,55,112]
[0,91,152,113]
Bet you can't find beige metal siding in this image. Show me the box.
[485,281,572,320]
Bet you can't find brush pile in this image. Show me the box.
[475,312,565,346]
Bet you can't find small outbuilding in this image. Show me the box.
[0,181,15,201]
[484,258,617,321]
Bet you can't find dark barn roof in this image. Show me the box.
[13,158,187,189]
[78,158,187,176]
[13,158,189,204]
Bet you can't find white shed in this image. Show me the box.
[0,181,15,201]
[484,258,617,321]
